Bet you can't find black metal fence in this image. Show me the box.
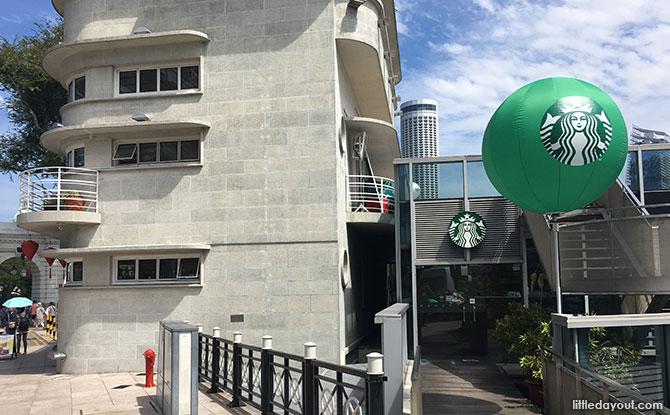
[198,331,385,415]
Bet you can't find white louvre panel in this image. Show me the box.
[469,198,522,261]
[415,199,465,262]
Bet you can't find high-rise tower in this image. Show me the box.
[400,99,439,198]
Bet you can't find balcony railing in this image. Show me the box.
[347,175,395,214]
[19,167,98,213]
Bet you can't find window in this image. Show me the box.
[119,71,137,94]
[67,76,86,102]
[118,64,200,95]
[66,147,85,167]
[113,143,138,164]
[113,140,200,166]
[115,257,201,282]
[74,147,85,167]
[66,261,83,284]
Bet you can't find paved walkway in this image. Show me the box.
[0,329,245,415]
[422,359,541,415]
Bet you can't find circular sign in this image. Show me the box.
[541,96,612,166]
[482,77,628,214]
[449,212,486,248]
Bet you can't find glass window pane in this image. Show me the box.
[74,76,86,100]
[467,161,500,198]
[642,150,670,191]
[413,162,463,200]
[159,259,178,279]
[180,140,199,161]
[117,260,136,280]
[113,143,137,160]
[396,164,410,201]
[74,147,85,167]
[178,258,199,278]
[180,66,199,89]
[67,81,73,103]
[139,69,157,92]
[160,141,178,162]
[119,71,137,94]
[66,151,73,167]
[160,67,178,91]
[72,261,83,282]
[138,259,157,280]
[619,152,639,193]
[139,142,157,163]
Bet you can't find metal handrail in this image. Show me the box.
[544,348,670,414]
[19,166,99,213]
[347,174,395,214]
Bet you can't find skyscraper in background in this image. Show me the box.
[400,99,439,198]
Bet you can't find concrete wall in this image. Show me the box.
[47,0,396,373]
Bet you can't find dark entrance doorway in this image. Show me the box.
[417,264,524,360]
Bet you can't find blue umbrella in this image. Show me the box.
[2,297,32,308]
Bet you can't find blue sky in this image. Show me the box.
[2,0,670,220]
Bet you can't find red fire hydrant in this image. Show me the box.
[144,349,156,388]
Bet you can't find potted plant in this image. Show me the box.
[62,190,84,211]
[494,303,551,408]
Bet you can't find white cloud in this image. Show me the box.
[397,0,670,155]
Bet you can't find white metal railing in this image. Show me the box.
[347,175,395,214]
[19,167,99,213]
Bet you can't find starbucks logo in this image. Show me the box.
[449,212,486,248]
[540,96,612,166]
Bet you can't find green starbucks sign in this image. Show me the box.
[449,212,486,248]
[482,78,628,214]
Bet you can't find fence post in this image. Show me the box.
[208,327,221,393]
[303,342,317,415]
[229,331,243,407]
[366,353,384,415]
[196,324,203,382]
[261,335,273,414]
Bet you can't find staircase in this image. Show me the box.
[524,179,670,301]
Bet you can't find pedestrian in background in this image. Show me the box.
[29,300,38,327]
[3,307,17,355]
[15,308,30,355]
[46,302,56,319]
[36,303,45,329]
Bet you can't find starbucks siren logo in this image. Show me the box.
[449,212,486,248]
[540,96,612,166]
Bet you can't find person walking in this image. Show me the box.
[15,308,30,355]
[29,300,38,327]
[36,303,46,329]
[46,302,56,319]
[3,307,17,356]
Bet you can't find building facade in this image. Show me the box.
[18,0,402,373]
[400,99,438,199]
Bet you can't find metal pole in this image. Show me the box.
[303,342,317,415]
[261,336,272,414]
[366,353,385,415]
[208,327,220,393]
[584,295,590,314]
[553,223,563,314]
[229,331,242,407]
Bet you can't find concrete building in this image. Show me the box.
[0,223,59,304]
[17,0,401,373]
[400,99,438,199]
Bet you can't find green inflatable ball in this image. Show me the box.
[482,77,628,214]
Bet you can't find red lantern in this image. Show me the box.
[44,247,55,279]
[21,240,39,276]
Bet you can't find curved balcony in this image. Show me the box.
[43,30,209,82]
[41,119,211,154]
[345,117,399,178]
[347,175,395,224]
[16,167,101,236]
